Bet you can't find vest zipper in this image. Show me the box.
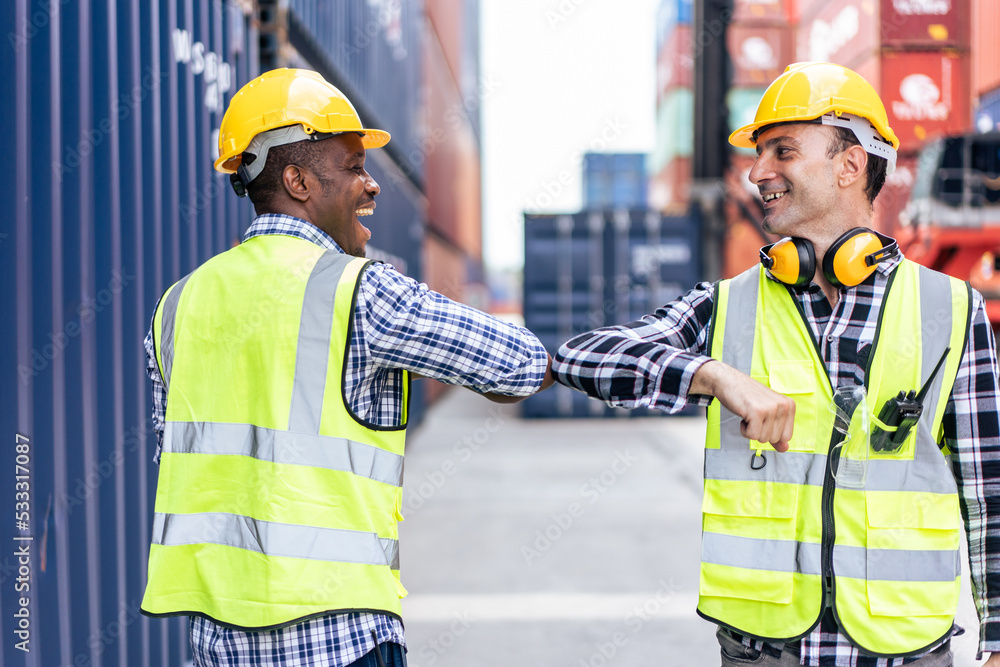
[784,284,841,617]
[821,429,842,613]
[811,269,898,624]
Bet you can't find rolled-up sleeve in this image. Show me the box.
[552,281,716,413]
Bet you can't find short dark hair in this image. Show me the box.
[826,126,887,205]
[245,140,326,212]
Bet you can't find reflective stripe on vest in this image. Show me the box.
[155,272,192,390]
[161,421,404,487]
[142,236,408,630]
[151,512,400,570]
[698,260,968,655]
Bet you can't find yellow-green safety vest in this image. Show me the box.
[141,234,409,630]
[698,259,970,657]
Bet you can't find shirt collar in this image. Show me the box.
[242,213,345,254]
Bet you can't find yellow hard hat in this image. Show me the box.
[729,62,899,158]
[214,68,390,175]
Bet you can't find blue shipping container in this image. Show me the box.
[2,1,259,665]
[583,153,648,209]
[976,87,1000,133]
[286,0,425,186]
[656,0,694,52]
[521,208,703,418]
[0,1,428,665]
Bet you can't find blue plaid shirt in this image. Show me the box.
[145,214,548,666]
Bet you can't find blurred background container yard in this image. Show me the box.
[2,0,1000,664]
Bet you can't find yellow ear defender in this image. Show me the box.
[760,228,899,288]
[758,237,815,286]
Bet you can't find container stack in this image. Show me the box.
[521,209,703,418]
[650,0,694,211]
[281,0,426,277]
[726,0,795,163]
[796,0,974,233]
[718,0,795,278]
[422,0,488,403]
[583,153,649,209]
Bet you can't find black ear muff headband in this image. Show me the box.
[760,229,899,288]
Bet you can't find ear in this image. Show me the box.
[838,144,868,190]
[281,164,311,203]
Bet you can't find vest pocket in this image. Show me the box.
[863,492,961,617]
[755,361,819,453]
[700,481,799,604]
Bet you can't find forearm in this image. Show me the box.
[553,330,713,412]
[551,282,717,412]
[362,265,551,397]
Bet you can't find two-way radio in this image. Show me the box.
[870,346,951,453]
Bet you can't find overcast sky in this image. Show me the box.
[480,0,660,271]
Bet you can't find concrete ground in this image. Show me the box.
[398,388,983,666]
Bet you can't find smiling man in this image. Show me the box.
[139,68,552,667]
[553,62,1000,666]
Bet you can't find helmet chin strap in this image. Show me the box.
[818,112,897,176]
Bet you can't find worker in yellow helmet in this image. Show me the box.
[140,68,553,666]
[553,62,1000,665]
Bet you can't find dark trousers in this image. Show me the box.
[718,628,953,667]
[347,642,407,667]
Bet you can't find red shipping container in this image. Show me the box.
[796,0,878,68]
[733,0,791,24]
[649,156,692,211]
[422,236,470,404]
[657,25,693,101]
[877,50,972,153]
[729,24,794,87]
[880,0,969,49]
[973,0,1000,95]
[424,34,483,258]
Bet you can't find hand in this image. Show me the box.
[983,652,1000,666]
[539,354,555,392]
[691,360,795,452]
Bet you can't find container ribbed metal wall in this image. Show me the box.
[1,0,258,664]
[522,209,703,419]
[286,0,424,186]
[2,1,434,663]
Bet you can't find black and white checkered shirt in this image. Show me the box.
[553,254,1000,665]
